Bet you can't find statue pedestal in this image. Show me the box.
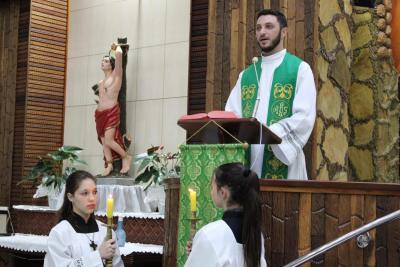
[96,177,151,213]
[96,176,136,186]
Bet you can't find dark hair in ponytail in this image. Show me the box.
[58,170,96,222]
[214,162,262,267]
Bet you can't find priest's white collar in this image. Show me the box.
[261,49,286,63]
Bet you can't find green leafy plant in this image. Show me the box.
[135,145,180,189]
[19,145,87,193]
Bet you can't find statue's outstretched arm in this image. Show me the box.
[113,44,123,78]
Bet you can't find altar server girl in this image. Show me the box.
[44,170,124,267]
[185,162,267,267]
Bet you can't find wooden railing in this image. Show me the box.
[163,179,400,267]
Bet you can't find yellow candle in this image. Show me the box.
[106,194,114,218]
[188,189,197,212]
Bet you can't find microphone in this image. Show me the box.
[251,57,261,118]
[249,57,263,171]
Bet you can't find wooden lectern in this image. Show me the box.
[177,117,282,145]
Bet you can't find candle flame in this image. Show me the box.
[188,188,194,193]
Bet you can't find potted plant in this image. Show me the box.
[19,145,87,208]
[134,145,180,213]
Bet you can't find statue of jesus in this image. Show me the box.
[95,42,132,176]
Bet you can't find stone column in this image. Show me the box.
[314,0,353,180]
[349,4,399,182]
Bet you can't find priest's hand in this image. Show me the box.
[99,238,117,259]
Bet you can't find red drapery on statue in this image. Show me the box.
[95,104,125,163]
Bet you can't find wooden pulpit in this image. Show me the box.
[177,117,282,145]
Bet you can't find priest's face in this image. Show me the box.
[68,178,98,219]
[256,15,287,55]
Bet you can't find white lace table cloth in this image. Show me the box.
[12,205,163,219]
[120,243,163,255]
[95,211,164,219]
[0,234,47,253]
[0,234,163,255]
[13,205,57,212]
[96,185,151,213]
[15,185,152,213]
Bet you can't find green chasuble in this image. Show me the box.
[176,144,246,267]
[241,52,301,179]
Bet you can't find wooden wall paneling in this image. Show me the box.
[386,197,400,267]
[286,0,296,54]
[238,0,247,70]
[304,0,317,66]
[376,196,388,267]
[297,193,311,267]
[310,193,324,266]
[363,195,376,267]
[189,0,208,115]
[246,0,258,68]
[284,193,299,263]
[260,180,400,196]
[11,0,32,205]
[11,0,68,205]
[337,194,351,266]
[229,0,240,89]
[220,0,231,111]
[279,0,287,49]
[324,194,339,266]
[162,178,180,267]
[271,192,285,266]
[305,0,318,180]
[261,191,273,267]
[206,0,222,112]
[0,0,20,206]
[161,179,399,267]
[25,0,67,160]
[205,0,218,113]
[270,0,280,10]
[295,0,305,59]
[263,0,271,9]
[349,194,364,267]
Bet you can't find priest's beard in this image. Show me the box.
[259,31,282,54]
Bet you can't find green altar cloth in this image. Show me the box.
[176,144,246,266]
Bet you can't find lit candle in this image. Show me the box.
[188,189,197,212]
[106,194,114,218]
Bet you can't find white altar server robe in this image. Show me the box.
[44,220,124,267]
[184,220,267,267]
[225,49,316,180]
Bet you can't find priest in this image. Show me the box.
[225,9,316,180]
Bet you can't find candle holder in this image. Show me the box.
[188,211,199,241]
[105,217,114,267]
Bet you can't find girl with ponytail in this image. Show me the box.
[185,162,267,267]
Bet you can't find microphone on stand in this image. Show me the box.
[251,56,261,118]
[249,56,264,171]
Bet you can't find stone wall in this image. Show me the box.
[349,4,399,183]
[315,0,399,182]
